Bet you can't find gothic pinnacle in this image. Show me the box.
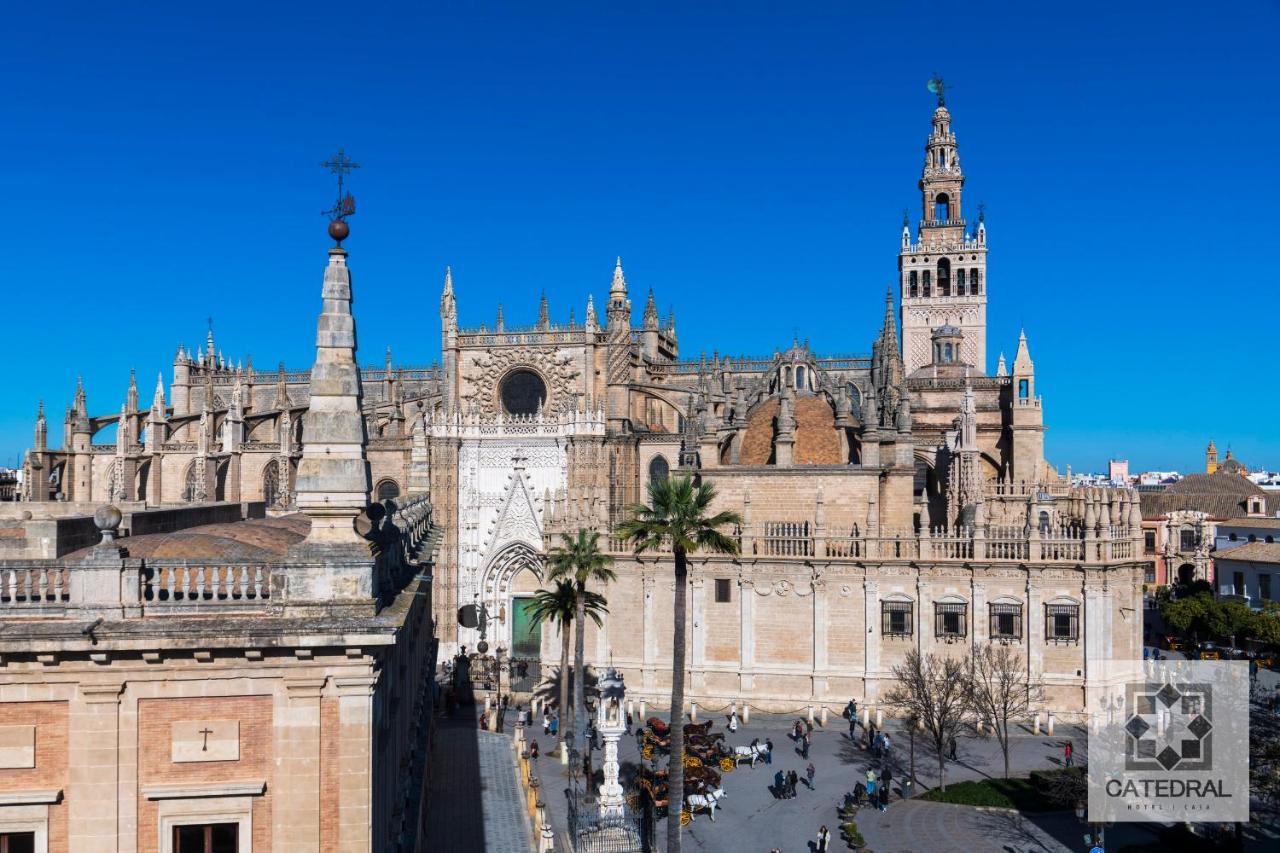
[610,257,627,297]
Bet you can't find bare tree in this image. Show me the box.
[967,644,1043,779]
[883,649,971,792]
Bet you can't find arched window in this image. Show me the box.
[500,369,547,416]
[376,479,401,502]
[1018,379,1029,399]
[908,271,918,297]
[937,258,951,296]
[935,193,950,222]
[971,269,980,295]
[648,455,670,487]
[795,366,806,390]
[923,270,931,297]
[783,365,792,385]
[262,459,281,507]
[847,383,861,413]
[183,463,200,502]
[943,343,953,362]
[1038,511,1051,533]
[956,269,966,295]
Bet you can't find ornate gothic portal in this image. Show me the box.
[456,437,572,654]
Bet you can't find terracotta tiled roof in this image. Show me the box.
[1215,542,1280,564]
[1221,517,1280,530]
[66,514,310,561]
[1140,471,1280,519]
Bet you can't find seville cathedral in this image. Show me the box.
[0,94,1145,849]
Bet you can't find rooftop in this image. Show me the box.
[1216,541,1280,564]
[64,514,309,561]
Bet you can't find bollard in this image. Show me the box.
[691,702,698,723]
[808,705,815,725]
[820,705,828,726]
[515,722,525,745]
[743,704,751,724]
[484,696,492,714]
[1033,713,1041,735]
[627,699,634,718]
[560,742,570,765]
[861,708,870,728]
[1046,712,1055,737]
[639,699,646,720]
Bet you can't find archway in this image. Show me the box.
[1177,563,1196,585]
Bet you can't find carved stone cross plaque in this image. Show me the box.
[171,720,239,763]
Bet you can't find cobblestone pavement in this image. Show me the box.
[856,800,1075,853]
[425,715,533,853]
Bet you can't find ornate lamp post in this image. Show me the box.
[596,668,627,818]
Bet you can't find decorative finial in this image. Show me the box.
[321,149,360,245]
[927,75,947,107]
[977,202,986,224]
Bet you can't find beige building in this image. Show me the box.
[1,237,438,852]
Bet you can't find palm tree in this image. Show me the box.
[616,474,740,853]
[525,579,608,747]
[547,529,616,745]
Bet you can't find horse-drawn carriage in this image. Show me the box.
[636,767,727,825]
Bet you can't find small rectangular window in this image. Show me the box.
[934,602,967,638]
[714,578,731,603]
[881,601,913,637]
[988,602,1023,640]
[0,833,36,853]
[1234,572,1245,597]
[1261,574,1272,601]
[1045,604,1079,643]
[1143,531,1156,554]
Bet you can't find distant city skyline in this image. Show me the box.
[2,2,1276,474]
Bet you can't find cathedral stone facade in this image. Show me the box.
[19,96,1146,720]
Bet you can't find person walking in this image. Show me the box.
[948,735,958,762]
[882,732,893,763]
[866,768,876,786]
[1064,740,1074,768]
[879,767,893,811]
[765,738,774,764]
[529,740,540,759]
[817,824,831,852]
[773,769,785,798]
[802,731,811,759]
[806,761,816,790]
[549,714,558,737]
[543,712,551,735]
[788,769,799,799]
[865,774,877,808]
[849,714,858,739]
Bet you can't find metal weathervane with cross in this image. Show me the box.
[927,74,948,107]
[321,148,360,245]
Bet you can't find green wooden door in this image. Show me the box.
[511,597,541,659]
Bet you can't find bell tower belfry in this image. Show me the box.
[899,83,988,374]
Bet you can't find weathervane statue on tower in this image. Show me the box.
[321,148,360,245]
[927,74,947,107]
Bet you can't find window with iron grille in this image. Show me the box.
[934,602,967,638]
[1045,603,1079,642]
[715,578,731,603]
[989,602,1023,640]
[881,601,913,637]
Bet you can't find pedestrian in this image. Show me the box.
[728,710,739,733]
[872,731,883,759]
[549,714,558,736]
[865,775,877,806]
[817,824,831,852]
[849,715,858,739]
[883,732,893,761]
[880,767,892,811]
[806,761,816,790]
[530,739,540,759]
[543,713,551,735]
[948,735,958,761]
[805,717,814,734]
[1064,740,1074,768]
[765,738,774,764]
[793,719,804,740]
[802,731,811,759]
[625,711,633,735]
[789,769,800,798]
[478,712,488,730]
[773,769,785,798]
[846,698,858,721]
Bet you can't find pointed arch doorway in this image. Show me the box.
[481,542,547,691]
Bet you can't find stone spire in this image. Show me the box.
[440,266,457,328]
[996,352,1007,377]
[152,373,166,414]
[495,302,505,332]
[609,257,627,298]
[643,288,659,329]
[1206,439,1218,474]
[33,401,46,451]
[585,294,598,330]
[1012,329,1033,374]
[775,381,796,466]
[275,363,289,410]
[126,369,139,413]
[293,243,372,547]
[538,292,550,330]
[71,377,90,435]
[568,306,576,327]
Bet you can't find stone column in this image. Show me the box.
[641,573,657,691]
[739,577,755,693]
[812,578,829,700]
[274,677,326,851]
[333,674,378,853]
[690,576,706,694]
[69,681,124,852]
[864,580,880,698]
[1027,576,1043,675]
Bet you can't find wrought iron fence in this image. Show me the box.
[566,794,644,853]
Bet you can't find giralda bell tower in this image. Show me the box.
[899,82,988,374]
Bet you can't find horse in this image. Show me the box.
[685,787,727,822]
[732,740,771,767]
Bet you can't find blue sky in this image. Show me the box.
[3,1,1276,473]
